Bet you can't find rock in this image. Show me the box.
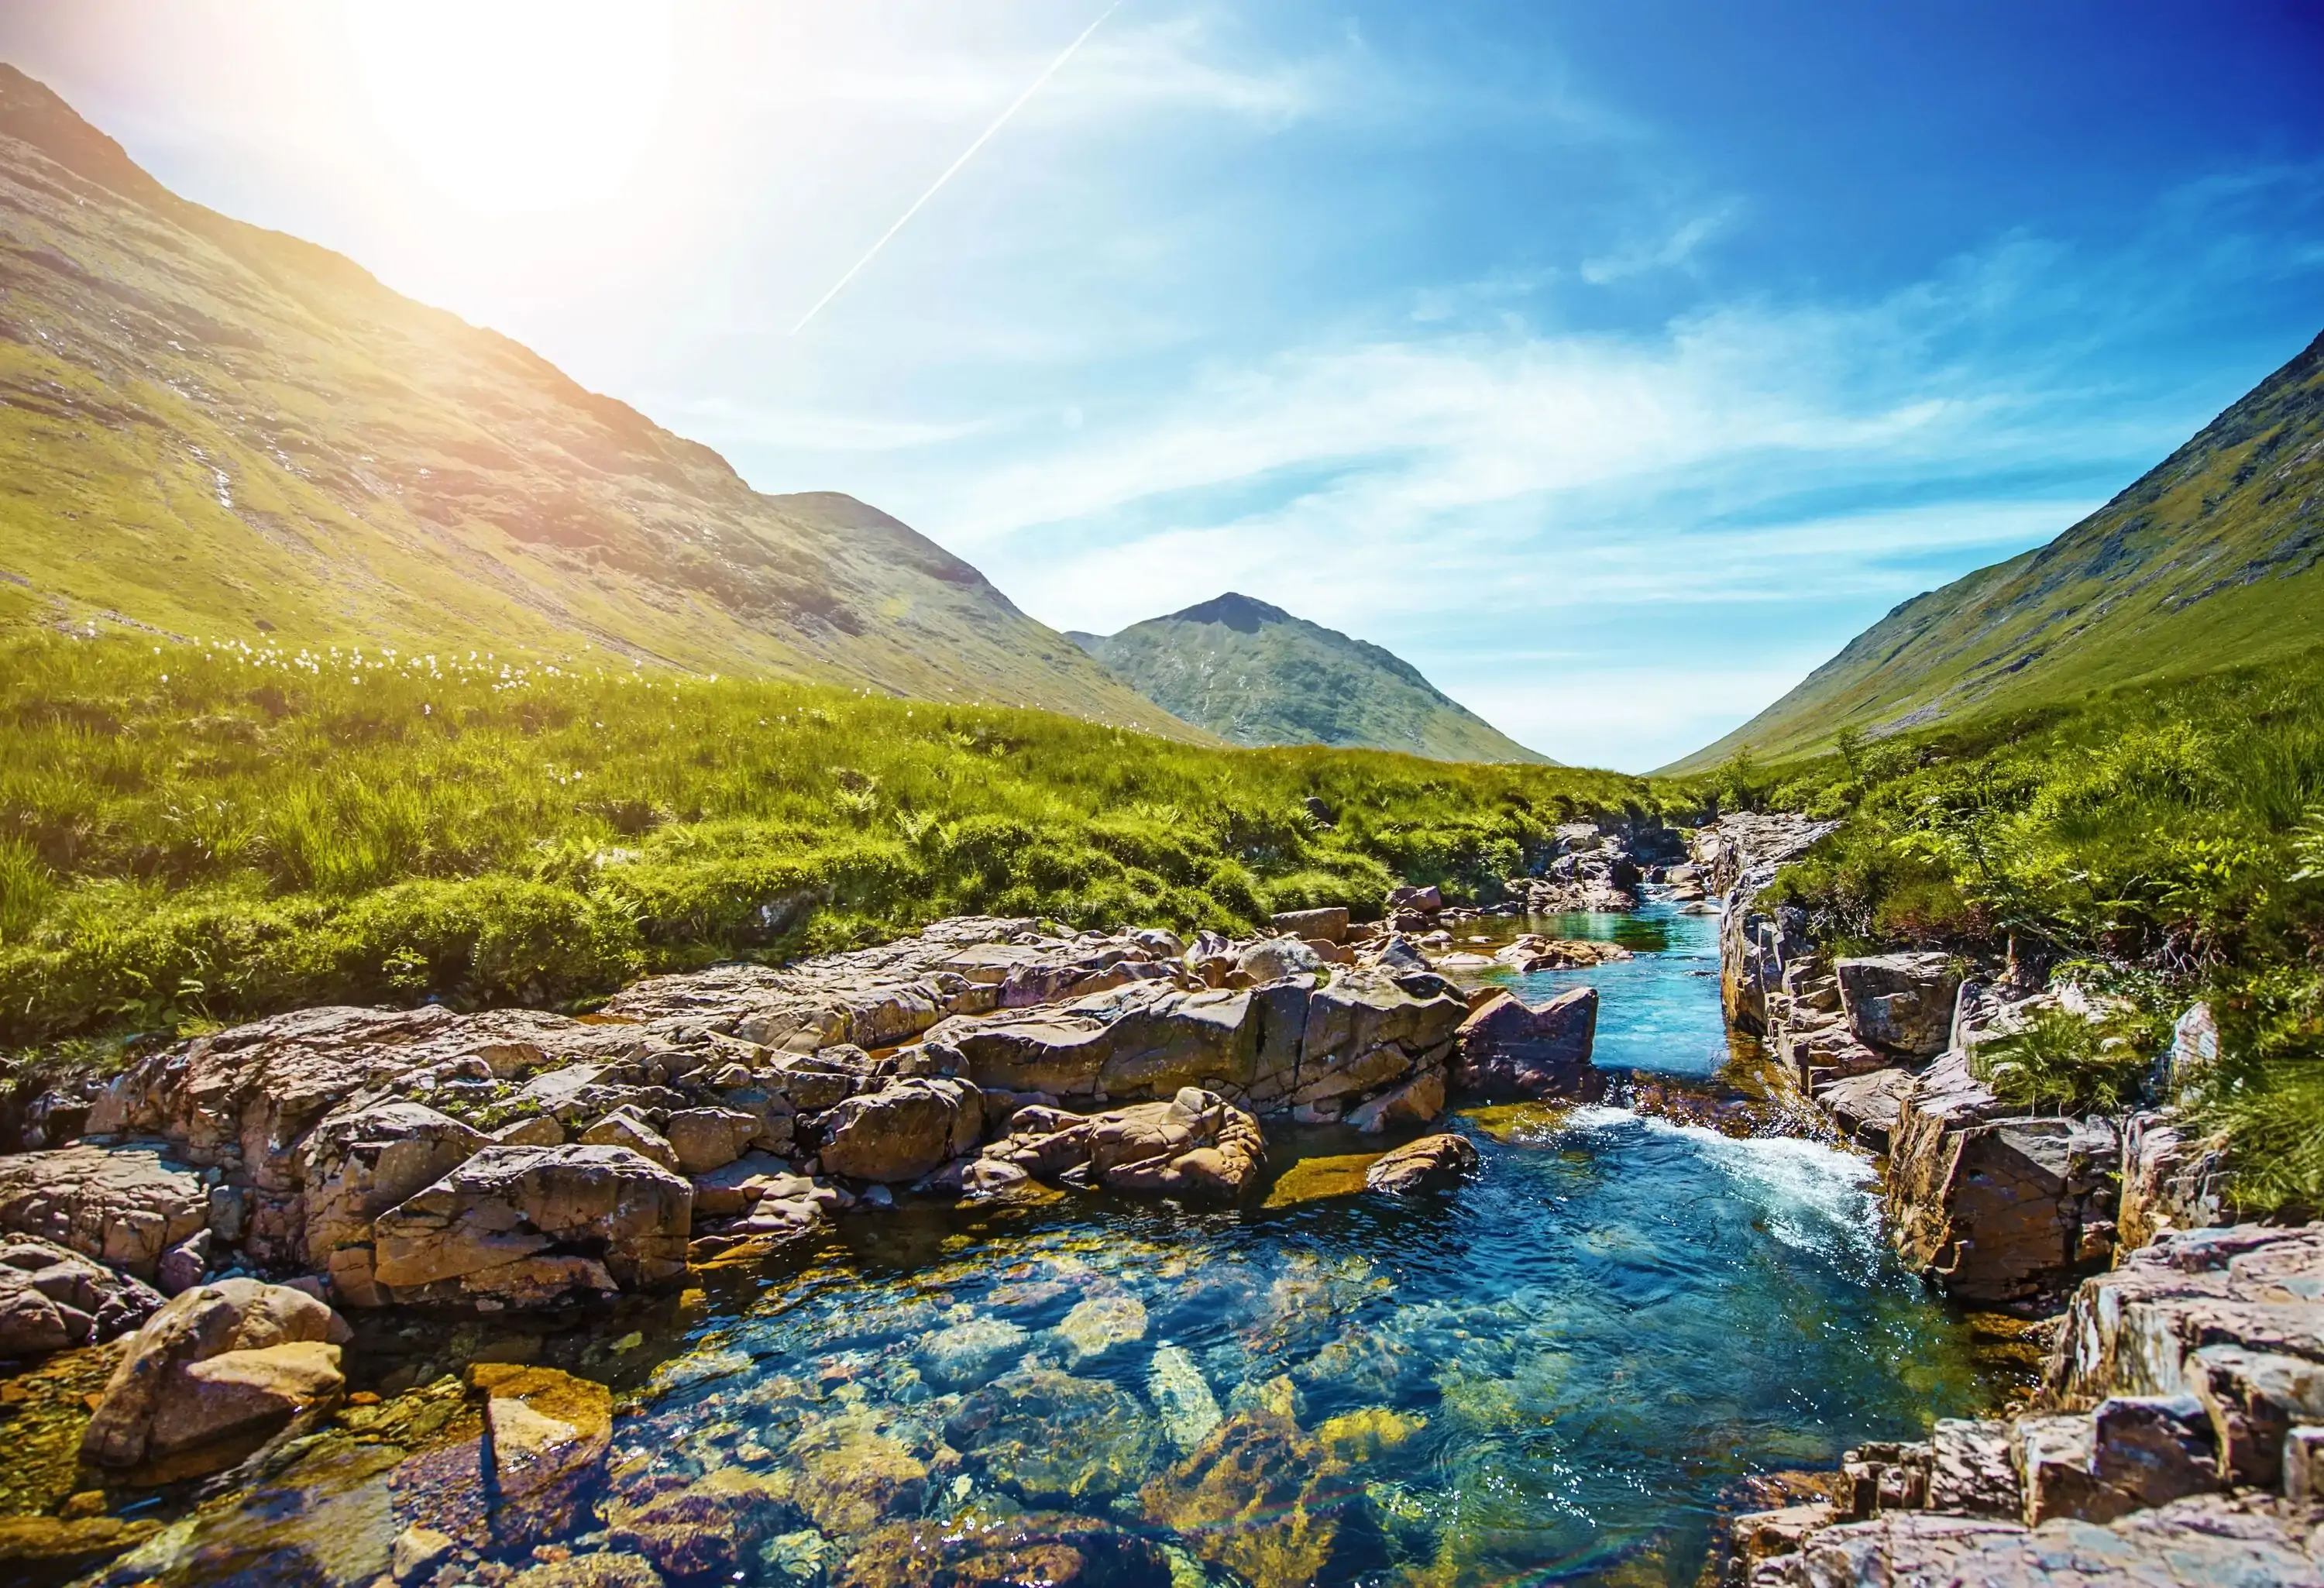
[0,1236,163,1355]
[1768,1492,2324,1586]
[985,1088,1265,1202]
[369,1144,691,1307]
[2089,1394,2219,1514]
[493,1115,566,1147]
[1342,1067,1446,1135]
[578,1110,679,1170]
[1140,1407,1349,1588]
[0,1515,164,1581]
[1237,937,1324,984]
[2288,1425,2324,1501]
[1837,953,1962,1057]
[603,1467,797,1583]
[2188,1344,2324,1490]
[945,1368,1165,1503]
[834,1513,1172,1588]
[918,1314,1029,1390]
[1364,1133,1478,1195]
[1053,1294,1148,1367]
[817,1077,982,1183]
[660,1108,761,1174]
[391,1522,456,1583]
[81,1277,348,1472]
[1817,1067,1917,1150]
[2044,1223,2324,1407]
[686,1150,796,1217]
[2117,1112,2233,1249]
[1385,884,1442,916]
[473,1363,614,1545]
[507,1553,667,1588]
[789,1425,927,1533]
[1148,1342,1223,1452]
[1886,1052,2119,1302]
[1729,1504,1837,1572]
[0,1144,209,1280]
[1925,1418,2020,1518]
[1271,906,1350,944]
[155,1230,211,1296]
[1450,988,1600,1101]
[301,1102,487,1306]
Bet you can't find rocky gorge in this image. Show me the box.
[0,814,2313,1587]
[1703,812,2324,1585]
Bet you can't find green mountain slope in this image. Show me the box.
[0,65,1194,737]
[1666,327,2324,773]
[1068,593,1554,764]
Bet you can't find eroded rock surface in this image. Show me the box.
[0,1236,163,1356]
[0,1143,208,1280]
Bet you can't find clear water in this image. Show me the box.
[609,903,1996,1586]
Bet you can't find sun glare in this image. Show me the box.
[348,0,674,215]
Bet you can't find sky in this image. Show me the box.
[4,2,2322,770]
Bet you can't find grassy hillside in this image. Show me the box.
[0,65,1191,737]
[1070,593,1553,764]
[1702,645,2324,1212]
[1667,327,2324,772]
[0,632,1666,1048]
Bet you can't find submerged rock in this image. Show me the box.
[1140,1407,1352,1588]
[945,1368,1166,1504]
[834,1511,1173,1588]
[1147,1342,1224,1452]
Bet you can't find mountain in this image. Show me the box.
[0,66,1194,737]
[1666,328,2324,772]
[1068,593,1554,764]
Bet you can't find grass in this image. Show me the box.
[0,632,1671,1050]
[1666,326,2324,772]
[1703,644,2324,1212]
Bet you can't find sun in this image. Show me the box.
[347,0,674,216]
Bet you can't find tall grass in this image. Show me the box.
[1724,644,2324,1212]
[0,633,1669,1046]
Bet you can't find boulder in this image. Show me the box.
[834,1512,1172,1588]
[0,1236,163,1356]
[2044,1224,2324,1408]
[2187,1344,2324,1490]
[1837,953,1962,1057]
[578,1110,679,1171]
[300,1102,487,1304]
[1342,1068,1446,1135]
[982,1088,1265,1203]
[817,1077,982,1183]
[687,1151,798,1218]
[1365,1133,1478,1195]
[661,1108,761,1175]
[81,1277,348,1472]
[1817,1067,1917,1150]
[0,1143,209,1280]
[1450,988,1601,1101]
[369,1144,691,1307]
[2116,1112,2232,1249]
[1385,884,1442,916]
[1886,1053,2119,1303]
[1237,938,1325,985]
[1270,906,1350,944]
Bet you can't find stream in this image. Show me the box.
[586,900,2005,1586]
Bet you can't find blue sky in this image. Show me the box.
[6,2,2322,768]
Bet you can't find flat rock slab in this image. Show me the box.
[0,1143,208,1280]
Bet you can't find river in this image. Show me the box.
[578,900,2004,1586]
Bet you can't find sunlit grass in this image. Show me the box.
[0,632,1666,1047]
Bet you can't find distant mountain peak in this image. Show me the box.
[1166,592,1293,631]
[1074,596,1555,764]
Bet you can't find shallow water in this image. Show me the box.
[604,902,1999,1586]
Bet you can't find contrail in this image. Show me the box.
[789,0,1125,335]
